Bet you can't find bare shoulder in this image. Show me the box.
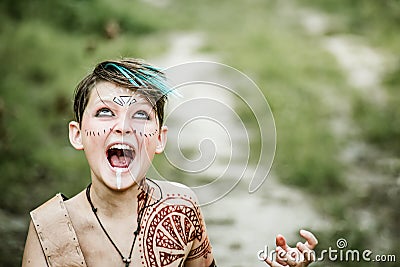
[148,180,216,266]
[150,179,199,205]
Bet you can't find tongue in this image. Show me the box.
[110,155,130,168]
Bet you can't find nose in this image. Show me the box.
[112,117,133,135]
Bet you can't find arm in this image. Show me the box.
[184,233,216,267]
[22,220,48,267]
[265,230,318,267]
[185,258,217,267]
[184,196,216,267]
[184,231,215,267]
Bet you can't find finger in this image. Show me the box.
[299,229,318,249]
[296,242,307,253]
[264,258,285,267]
[275,247,289,266]
[285,257,297,267]
[276,234,291,251]
[296,242,315,263]
[279,250,297,267]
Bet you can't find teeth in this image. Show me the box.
[109,144,133,150]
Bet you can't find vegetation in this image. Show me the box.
[0,0,171,264]
[299,1,400,265]
[1,0,398,266]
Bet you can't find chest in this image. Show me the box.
[74,208,196,267]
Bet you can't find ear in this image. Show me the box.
[155,126,168,154]
[69,121,84,150]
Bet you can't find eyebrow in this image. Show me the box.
[93,95,154,110]
[93,89,113,109]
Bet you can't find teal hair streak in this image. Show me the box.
[104,63,181,97]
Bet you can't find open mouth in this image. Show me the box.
[107,144,135,169]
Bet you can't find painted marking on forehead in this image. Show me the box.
[94,86,151,107]
[113,96,137,107]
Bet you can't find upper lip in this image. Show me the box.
[106,142,136,152]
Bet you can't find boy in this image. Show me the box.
[22,58,317,267]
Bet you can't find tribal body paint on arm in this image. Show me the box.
[139,181,216,267]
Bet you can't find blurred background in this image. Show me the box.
[0,0,399,266]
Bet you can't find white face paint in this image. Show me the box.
[116,169,122,189]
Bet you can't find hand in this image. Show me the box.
[264,230,318,267]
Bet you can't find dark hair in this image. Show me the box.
[73,58,167,127]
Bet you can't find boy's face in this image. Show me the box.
[69,81,168,190]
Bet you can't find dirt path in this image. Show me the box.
[151,32,328,266]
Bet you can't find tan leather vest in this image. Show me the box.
[30,194,87,267]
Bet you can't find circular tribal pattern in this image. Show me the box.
[141,195,211,267]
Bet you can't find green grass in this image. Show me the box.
[163,1,400,265]
[1,0,399,265]
[165,0,346,193]
[0,2,173,263]
[0,1,171,215]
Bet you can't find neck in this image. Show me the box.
[89,179,147,218]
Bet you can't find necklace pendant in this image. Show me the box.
[123,258,131,266]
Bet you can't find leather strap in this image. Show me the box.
[209,259,217,267]
[30,194,87,267]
